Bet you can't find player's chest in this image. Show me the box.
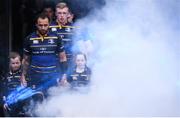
[30,37,58,47]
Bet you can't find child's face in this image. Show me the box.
[10,57,21,72]
[75,54,86,68]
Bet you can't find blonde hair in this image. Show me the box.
[56,2,68,9]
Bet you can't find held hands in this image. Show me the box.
[57,74,69,87]
[3,103,11,111]
[20,74,27,87]
[3,96,10,111]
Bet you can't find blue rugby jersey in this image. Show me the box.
[23,31,64,73]
[2,69,22,97]
[49,21,76,61]
[66,66,91,87]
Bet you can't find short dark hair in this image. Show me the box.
[9,52,21,60]
[43,3,55,12]
[35,13,50,23]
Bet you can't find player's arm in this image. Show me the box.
[59,51,67,63]
[57,51,69,86]
[22,54,30,75]
[57,33,68,74]
[59,51,67,74]
[21,35,31,86]
[21,54,29,86]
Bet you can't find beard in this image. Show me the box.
[39,30,48,36]
[11,67,20,72]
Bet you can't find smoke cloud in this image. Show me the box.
[35,0,180,116]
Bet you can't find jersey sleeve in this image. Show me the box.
[57,35,65,53]
[23,35,31,55]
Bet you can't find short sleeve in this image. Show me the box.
[57,35,64,53]
[23,35,31,55]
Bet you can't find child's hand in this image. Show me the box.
[58,74,69,86]
[3,103,11,111]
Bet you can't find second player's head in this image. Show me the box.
[55,2,69,25]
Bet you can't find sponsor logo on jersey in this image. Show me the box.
[33,40,39,44]
[65,27,71,32]
[60,35,64,39]
[52,28,57,32]
[40,47,46,51]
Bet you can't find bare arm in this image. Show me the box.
[22,54,30,75]
[57,51,68,85]
[21,54,30,86]
[59,51,67,62]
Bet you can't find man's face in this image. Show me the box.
[10,57,21,72]
[75,54,86,68]
[44,8,54,20]
[36,18,49,35]
[56,7,69,25]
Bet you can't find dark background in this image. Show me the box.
[0,0,105,116]
[0,0,105,72]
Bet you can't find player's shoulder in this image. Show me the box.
[63,22,77,29]
[49,21,58,28]
[48,31,58,36]
[25,32,37,40]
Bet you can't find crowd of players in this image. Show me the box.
[0,2,93,117]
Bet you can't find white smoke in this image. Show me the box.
[35,0,180,116]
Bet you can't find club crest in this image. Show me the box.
[65,27,71,32]
[33,40,39,44]
[51,28,57,32]
[48,39,55,44]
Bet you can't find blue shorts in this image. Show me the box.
[27,69,60,91]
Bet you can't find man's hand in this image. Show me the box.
[3,103,10,111]
[20,74,27,87]
[57,74,69,86]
